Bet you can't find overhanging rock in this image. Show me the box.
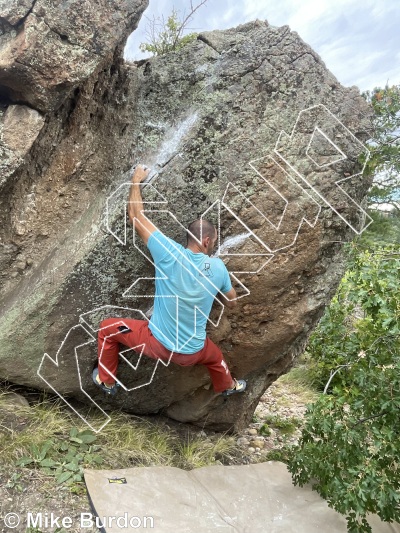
[0,6,372,431]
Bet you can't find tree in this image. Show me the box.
[287,87,400,531]
[139,1,208,56]
[288,245,400,532]
[357,209,400,248]
[362,85,400,213]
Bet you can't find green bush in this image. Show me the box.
[307,243,399,390]
[289,243,400,532]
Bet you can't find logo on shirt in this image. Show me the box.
[199,261,214,278]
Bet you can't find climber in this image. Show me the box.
[92,164,247,397]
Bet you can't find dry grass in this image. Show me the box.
[0,393,73,464]
[0,391,238,475]
[176,433,237,469]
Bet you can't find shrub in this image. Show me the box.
[289,244,400,532]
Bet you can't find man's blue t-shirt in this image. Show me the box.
[147,230,232,354]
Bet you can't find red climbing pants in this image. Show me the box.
[97,317,234,393]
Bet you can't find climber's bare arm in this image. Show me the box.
[127,165,157,245]
[222,287,237,309]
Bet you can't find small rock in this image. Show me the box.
[248,447,255,453]
[252,439,265,449]
[248,428,258,436]
[15,260,27,271]
[1,392,30,408]
[15,224,26,236]
[237,437,249,446]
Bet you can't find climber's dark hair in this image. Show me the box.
[186,219,216,245]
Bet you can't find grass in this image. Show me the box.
[260,415,302,436]
[95,412,177,468]
[177,434,236,469]
[0,394,73,463]
[264,447,291,463]
[0,389,238,493]
[1,353,321,494]
[278,354,320,404]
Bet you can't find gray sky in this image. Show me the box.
[124,0,400,92]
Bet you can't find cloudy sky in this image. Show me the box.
[124,0,400,92]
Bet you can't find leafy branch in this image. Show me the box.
[362,85,400,212]
[140,0,208,56]
[289,243,400,532]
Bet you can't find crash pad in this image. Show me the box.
[83,461,400,533]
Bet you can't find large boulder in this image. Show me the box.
[0,0,148,112]
[0,0,147,191]
[0,6,372,431]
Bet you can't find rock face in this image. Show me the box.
[0,0,147,111]
[0,4,372,431]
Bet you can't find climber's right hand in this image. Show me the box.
[132,164,150,184]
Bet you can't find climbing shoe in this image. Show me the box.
[92,367,120,396]
[222,378,247,397]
